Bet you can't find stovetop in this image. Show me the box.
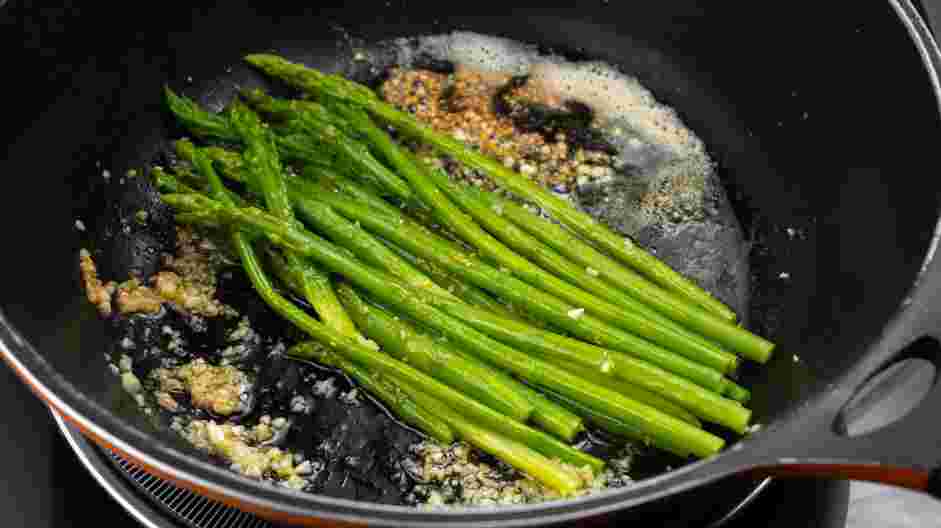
[0,365,849,528]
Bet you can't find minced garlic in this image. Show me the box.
[184,419,310,489]
[153,358,252,416]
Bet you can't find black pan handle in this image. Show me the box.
[722,0,941,498]
[735,224,941,498]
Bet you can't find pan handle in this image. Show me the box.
[743,365,941,497]
[739,233,941,498]
[731,0,941,499]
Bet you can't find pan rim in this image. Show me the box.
[1,0,938,525]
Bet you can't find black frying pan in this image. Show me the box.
[2,1,941,526]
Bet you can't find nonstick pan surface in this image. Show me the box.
[2,2,941,526]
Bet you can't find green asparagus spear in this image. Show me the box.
[539,387,692,459]
[551,361,700,427]
[264,250,352,332]
[289,181,457,300]
[335,283,535,422]
[240,87,339,125]
[172,141,254,208]
[163,193,729,454]
[426,345,585,442]
[299,342,454,443]
[302,165,473,252]
[226,102,361,339]
[380,241,525,322]
[242,53,737,322]
[151,166,190,194]
[508,378,585,442]
[469,190,774,364]
[164,87,238,141]
[723,380,752,404]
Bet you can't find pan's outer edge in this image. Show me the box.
[0,1,939,526]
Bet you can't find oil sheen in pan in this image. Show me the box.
[95,31,751,507]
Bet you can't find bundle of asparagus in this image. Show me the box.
[155,54,775,495]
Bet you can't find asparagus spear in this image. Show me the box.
[338,284,583,441]
[505,377,584,442]
[381,241,526,323]
[164,87,237,141]
[539,387,693,459]
[240,87,340,125]
[298,342,454,443]
[551,360,700,427]
[173,141,253,207]
[163,193,728,454]
[151,166,188,194]
[302,165,473,253]
[423,295,750,433]
[226,104,361,339]
[334,283,536,422]
[289,180,458,300]
[242,54,737,322]
[724,380,752,404]
[469,190,774,364]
